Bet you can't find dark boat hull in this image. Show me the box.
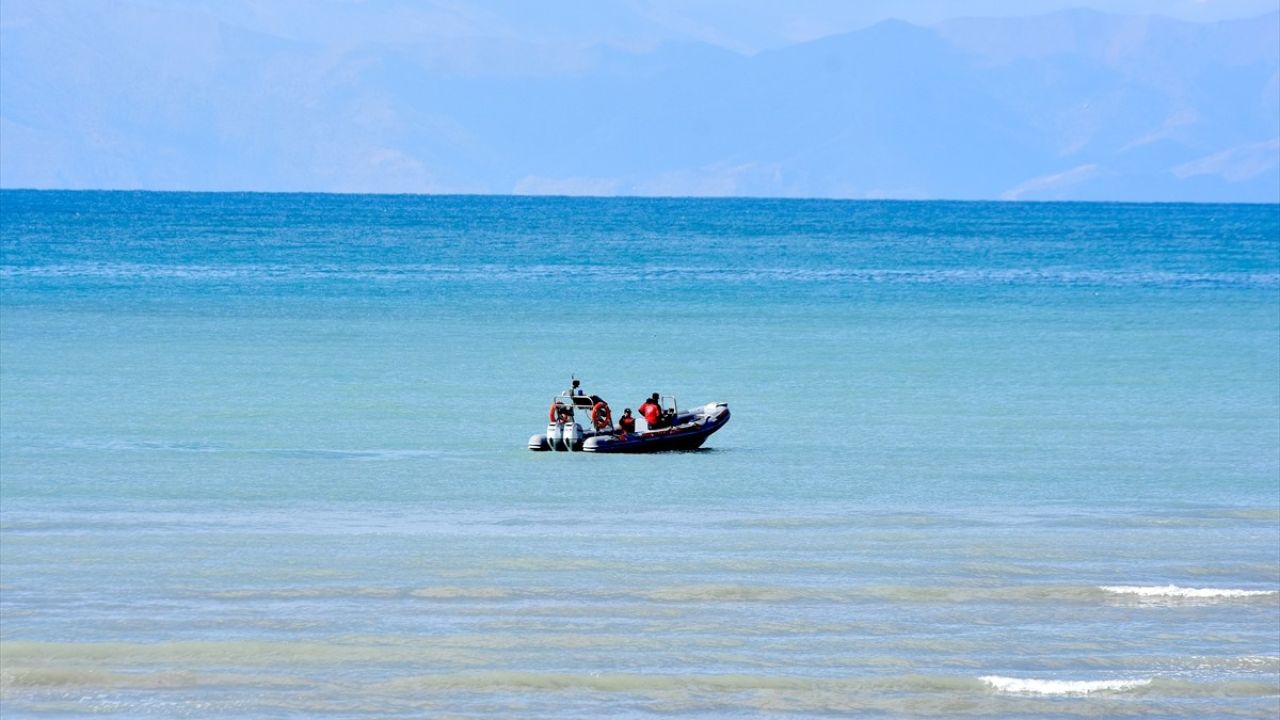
[584,405,730,453]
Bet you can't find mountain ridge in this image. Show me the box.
[1,4,1276,201]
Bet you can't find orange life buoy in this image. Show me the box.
[549,403,560,423]
[591,401,612,430]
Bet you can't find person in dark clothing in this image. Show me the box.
[617,408,636,437]
[555,403,574,424]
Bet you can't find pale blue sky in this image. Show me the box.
[2,1,1277,200]
[183,0,1278,53]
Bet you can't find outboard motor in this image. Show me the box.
[547,421,563,451]
[564,421,583,451]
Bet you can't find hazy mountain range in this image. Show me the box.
[2,3,1277,201]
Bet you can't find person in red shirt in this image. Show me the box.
[638,393,662,429]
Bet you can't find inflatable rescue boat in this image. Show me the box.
[528,393,730,453]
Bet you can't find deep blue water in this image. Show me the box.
[2,190,1278,718]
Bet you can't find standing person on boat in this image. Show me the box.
[567,378,585,397]
[639,393,662,429]
[617,408,636,437]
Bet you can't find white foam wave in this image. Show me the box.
[1100,585,1277,599]
[981,676,1151,695]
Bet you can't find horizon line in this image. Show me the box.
[2,187,1276,207]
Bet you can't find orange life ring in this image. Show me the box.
[549,403,560,423]
[591,401,612,430]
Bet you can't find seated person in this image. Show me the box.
[617,408,636,436]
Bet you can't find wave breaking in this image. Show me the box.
[1099,585,1277,599]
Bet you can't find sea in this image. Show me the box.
[1,190,1277,718]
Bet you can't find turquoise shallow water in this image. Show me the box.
[1,190,1278,717]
